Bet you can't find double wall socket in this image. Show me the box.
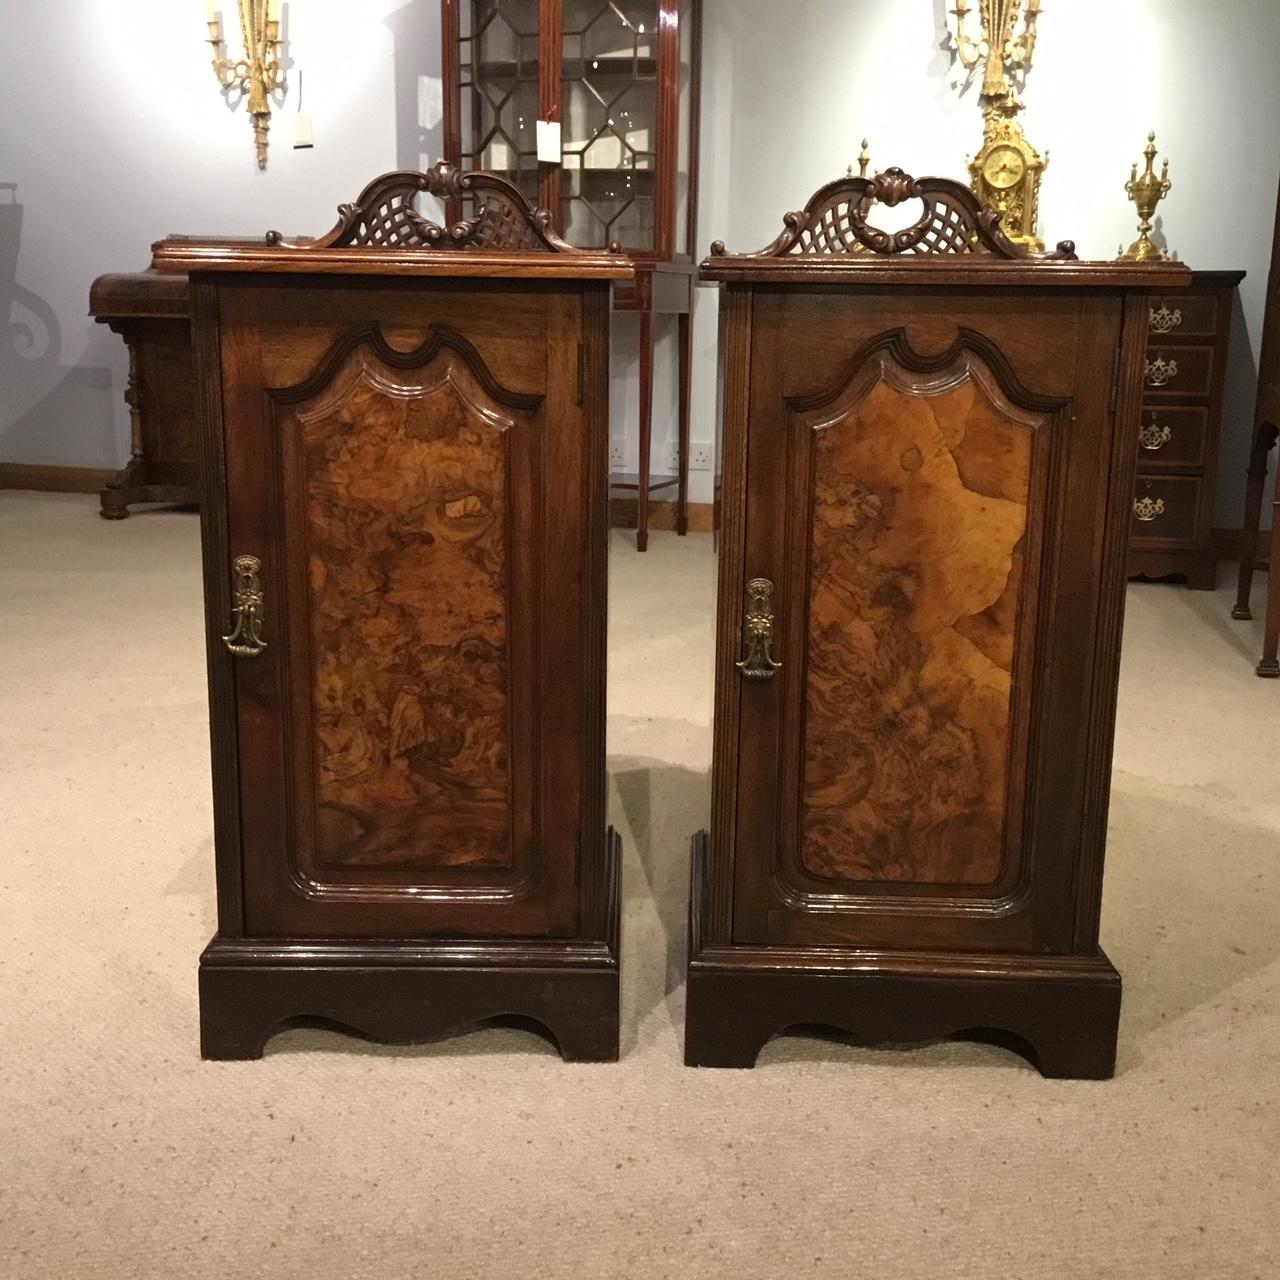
[609,439,712,472]
[667,441,712,471]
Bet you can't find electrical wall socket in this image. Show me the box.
[609,441,626,469]
[667,440,713,471]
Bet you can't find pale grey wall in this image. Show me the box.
[3,0,1277,521]
[695,0,1280,524]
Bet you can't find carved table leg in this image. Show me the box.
[676,309,692,537]
[1233,422,1277,620]
[636,310,654,552]
[99,330,145,521]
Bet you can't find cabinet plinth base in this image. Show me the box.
[1126,549,1217,591]
[200,833,621,1063]
[684,833,1121,1079]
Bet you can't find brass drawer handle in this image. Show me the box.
[1133,496,1166,523]
[1145,356,1178,387]
[1139,419,1172,451]
[736,577,781,680]
[1148,304,1182,334]
[222,555,267,657]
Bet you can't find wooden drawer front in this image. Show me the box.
[1134,406,1208,470]
[1144,344,1214,397]
[1147,293,1219,339]
[1130,475,1202,545]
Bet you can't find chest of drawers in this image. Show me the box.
[1128,270,1244,588]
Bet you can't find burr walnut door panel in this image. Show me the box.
[725,294,1126,954]
[216,283,599,939]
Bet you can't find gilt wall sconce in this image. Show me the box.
[204,0,286,169]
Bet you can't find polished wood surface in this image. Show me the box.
[1127,270,1244,589]
[799,356,1038,886]
[157,166,631,1059]
[292,340,518,871]
[88,271,197,519]
[689,168,1189,1077]
[1234,165,1280,674]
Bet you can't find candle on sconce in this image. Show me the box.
[204,0,219,23]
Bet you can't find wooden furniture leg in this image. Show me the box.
[1233,423,1277,620]
[636,310,654,552]
[1261,485,1280,676]
[676,309,692,536]
[99,331,144,520]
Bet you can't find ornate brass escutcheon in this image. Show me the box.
[1138,419,1172,451]
[1145,355,1178,387]
[736,577,781,681]
[222,555,267,657]
[1133,495,1166,523]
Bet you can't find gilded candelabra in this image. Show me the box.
[949,0,1047,249]
[205,1,285,170]
[1119,132,1173,263]
[951,0,1041,105]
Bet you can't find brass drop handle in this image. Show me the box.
[222,555,267,657]
[1133,496,1166,523]
[1138,419,1172,451]
[1148,304,1182,334]
[736,577,781,681]
[1145,356,1178,387]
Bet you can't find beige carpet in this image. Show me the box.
[1,490,1277,1280]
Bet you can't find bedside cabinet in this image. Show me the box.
[153,166,630,1062]
[1129,270,1244,588]
[687,168,1188,1079]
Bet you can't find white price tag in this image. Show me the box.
[536,119,562,164]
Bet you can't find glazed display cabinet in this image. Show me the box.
[441,0,702,549]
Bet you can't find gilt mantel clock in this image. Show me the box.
[953,0,1048,251]
[969,119,1046,250]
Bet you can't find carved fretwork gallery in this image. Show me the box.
[708,168,1075,261]
[266,164,594,253]
[689,168,1188,1078]
[152,165,631,1061]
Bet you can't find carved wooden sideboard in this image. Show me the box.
[688,169,1188,1078]
[152,165,631,1060]
[88,270,196,519]
[1128,269,1244,588]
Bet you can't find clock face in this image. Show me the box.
[982,145,1027,191]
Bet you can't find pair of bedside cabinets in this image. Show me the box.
[157,164,1187,1081]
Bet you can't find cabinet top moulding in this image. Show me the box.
[150,163,635,283]
[700,168,1189,290]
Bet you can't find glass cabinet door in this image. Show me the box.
[458,0,543,206]
[560,1,660,251]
